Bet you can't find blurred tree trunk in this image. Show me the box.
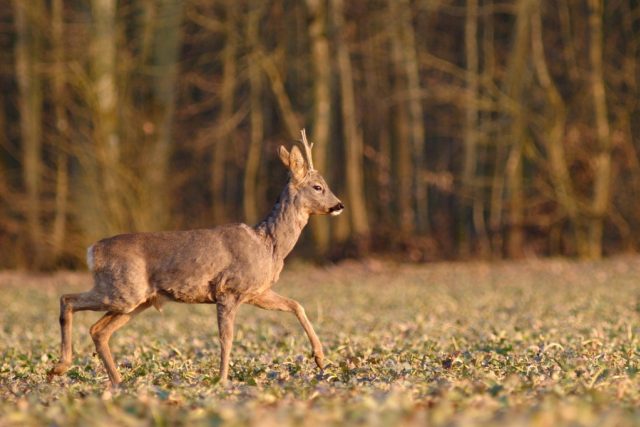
[212,0,237,224]
[362,27,392,229]
[243,0,265,225]
[503,0,534,258]
[558,0,579,83]
[138,0,156,66]
[0,110,9,264]
[305,0,331,255]
[332,0,370,240]
[91,0,122,235]
[484,0,505,256]
[148,0,183,230]
[260,53,300,139]
[461,0,479,256]
[531,3,585,255]
[388,0,413,236]
[474,0,493,256]
[398,0,427,234]
[14,0,44,268]
[51,0,69,262]
[587,0,611,259]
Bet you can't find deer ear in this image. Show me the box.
[278,146,290,168]
[289,145,308,182]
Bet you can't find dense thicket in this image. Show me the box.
[0,0,639,269]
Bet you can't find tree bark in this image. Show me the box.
[148,0,183,230]
[558,0,579,83]
[212,0,238,224]
[587,0,611,259]
[463,0,478,187]
[388,0,414,236]
[503,0,535,258]
[51,0,69,262]
[260,53,300,140]
[243,0,265,225]
[332,0,370,239]
[531,3,586,255]
[14,0,44,267]
[91,0,122,235]
[305,0,332,254]
[461,0,479,256]
[362,25,392,229]
[398,0,427,233]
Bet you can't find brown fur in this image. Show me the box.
[49,132,344,387]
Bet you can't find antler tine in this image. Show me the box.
[299,128,315,170]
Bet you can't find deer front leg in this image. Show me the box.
[248,290,325,369]
[216,299,239,383]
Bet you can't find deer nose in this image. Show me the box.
[329,202,345,216]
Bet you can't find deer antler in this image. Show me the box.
[299,129,315,170]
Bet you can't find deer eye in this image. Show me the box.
[312,185,323,192]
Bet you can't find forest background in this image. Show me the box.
[1,0,639,269]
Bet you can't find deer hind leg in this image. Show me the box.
[90,301,151,387]
[49,291,110,378]
[248,290,325,369]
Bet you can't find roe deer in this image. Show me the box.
[49,129,344,387]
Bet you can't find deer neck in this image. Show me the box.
[255,184,309,261]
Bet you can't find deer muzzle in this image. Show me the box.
[329,202,345,216]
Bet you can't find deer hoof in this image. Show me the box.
[108,381,123,393]
[47,362,70,380]
[51,362,70,375]
[314,355,324,370]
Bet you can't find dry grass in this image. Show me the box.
[1,257,640,426]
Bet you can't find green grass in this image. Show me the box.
[1,258,640,426]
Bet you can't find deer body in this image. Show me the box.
[50,131,344,386]
[88,223,284,310]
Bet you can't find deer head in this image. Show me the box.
[278,129,344,216]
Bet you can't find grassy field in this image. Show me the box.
[1,257,640,426]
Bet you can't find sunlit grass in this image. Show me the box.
[1,258,640,426]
